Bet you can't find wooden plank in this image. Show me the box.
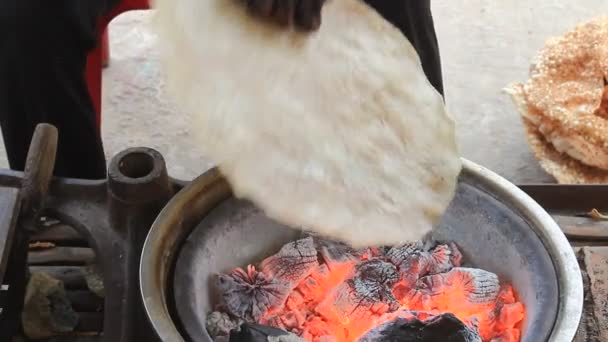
[0,187,20,284]
[553,215,608,240]
[519,184,608,213]
[571,241,608,247]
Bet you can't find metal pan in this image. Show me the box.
[140,160,583,342]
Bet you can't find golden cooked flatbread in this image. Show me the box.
[523,119,608,184]
[506,17,608,182]
[153,0,461,247]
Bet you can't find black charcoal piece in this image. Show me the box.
[260,237,319,285]
[358,313,482,342]
[229,323,306,342]
[217,265,290,321]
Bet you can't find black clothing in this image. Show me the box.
[364,0,443,94]
[0,0,442,180]
[0,0,115,179]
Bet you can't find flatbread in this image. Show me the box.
[153,0,461,247]
[522,119,608,184]
[506,17,608,180]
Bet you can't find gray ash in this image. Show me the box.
[415,268,500,305]
[216,266,290,321]
[228,323,306,342]
[259,237,319,286]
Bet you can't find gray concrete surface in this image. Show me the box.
[435,1,608,183]
[2,1,607,182]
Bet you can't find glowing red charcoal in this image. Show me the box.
[209,237,526,342]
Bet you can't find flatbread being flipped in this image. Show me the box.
[153,0,461,247]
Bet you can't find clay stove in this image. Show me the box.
[140,160,583,342]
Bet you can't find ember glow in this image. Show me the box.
[210,237,525,342]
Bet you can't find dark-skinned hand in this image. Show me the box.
[245,0,327,31]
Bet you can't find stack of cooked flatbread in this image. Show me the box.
[153,0,461,247]
[506,17,608,184]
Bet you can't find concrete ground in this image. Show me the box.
[2,1,608,182]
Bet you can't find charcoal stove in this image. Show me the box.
[140,161,583,341]
[0,124,185,341]
[0,124,584,341]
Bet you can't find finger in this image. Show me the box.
[273,0,297,27]
[247,0,275,17]
[295,0,325,31]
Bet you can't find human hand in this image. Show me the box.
[245,0,327,31]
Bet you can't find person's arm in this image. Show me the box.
[245,0,326,31]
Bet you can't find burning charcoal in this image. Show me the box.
[214,238,523,342]
[316,259,400,328]
[387,243,432,291]
[427,242,463,274]
[229,323,306,342]
[263,309,307,333]
[301,316,339,342]
[356,259,400,286]
[315,238,359,268]
[349,259,400,314]
[260,237,319,286]
[385,242,424,266]
[495,302,525,331]
[291,264,331,303]
[288,265,356,320]
[490,329,520,342]
[414,267,500,310]
[206,311,243,339]
[358,313,482,342]
[217,265,290,321]
[268,336,309,342]
[488,287,525,341]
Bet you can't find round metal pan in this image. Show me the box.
[140,160,583,342]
